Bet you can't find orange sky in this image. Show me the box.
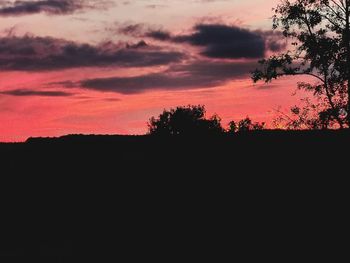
[0,0,314,141]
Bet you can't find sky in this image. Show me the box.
[0,0,308,141]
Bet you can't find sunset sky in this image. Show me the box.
[0,0,309,141]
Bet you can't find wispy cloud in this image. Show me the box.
[0,36,186,71]
[77,60,258,94]
[0,89,73,97]
[0,0,112,16]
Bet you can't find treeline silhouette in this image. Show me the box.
[1,106,348,262]
[148,105,265,135]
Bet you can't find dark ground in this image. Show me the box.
[0,130,347,262]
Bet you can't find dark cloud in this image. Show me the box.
[119,23,287,59]
[172,24,265,59]
[78,60,258,94]
[126,40,148,49]
[0,36,185,71]
[0,0,111,16]
[48,81,79,88]
[117,23,145,36]
[117,23,172,40]
[258,30,287,53]
[145,30,172,41]
[0,89,73,97]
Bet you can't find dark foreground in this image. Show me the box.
[0,130,348,262]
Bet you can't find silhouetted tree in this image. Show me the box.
[272,97,336,129]
[228,118,265,133]
[148,105,224,135]
[240,117,265,131]
[228,120,238,133]
[252,0,350,129]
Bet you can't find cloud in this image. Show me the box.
[117,23,146,37]
[0,89,73,97]
[145,4,167,9]
[78,60,258,94]
[145,30,172,41]
[258,30,287,52]
[118,23,287,59]
[117,23,172,40]
[0,0,111,16]
[171,24,265,59]
[0,36,186,71]
[48,81,79,88]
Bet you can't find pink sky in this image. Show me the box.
[0,0,313,141]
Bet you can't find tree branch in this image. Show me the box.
[276,72,325,83]
[330,0,346,13]
[322,14,345,29]
[324,2,346,21]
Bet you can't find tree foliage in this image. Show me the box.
[148,105,265,135]
[148,105,224,135]
[272,98,339,129]
[252,0,350,129]
[228,118,265,133]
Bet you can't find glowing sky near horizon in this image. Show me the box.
[0,0,311,141]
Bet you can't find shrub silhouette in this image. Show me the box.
[228,118,265,133]
[148,105,224,135]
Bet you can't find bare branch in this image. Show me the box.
[330,0,346,13]
[324,2,346,21]
[276,72,325,83]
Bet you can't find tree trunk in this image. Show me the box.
[346,1,350,126]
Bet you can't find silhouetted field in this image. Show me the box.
[0,130,347,262]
